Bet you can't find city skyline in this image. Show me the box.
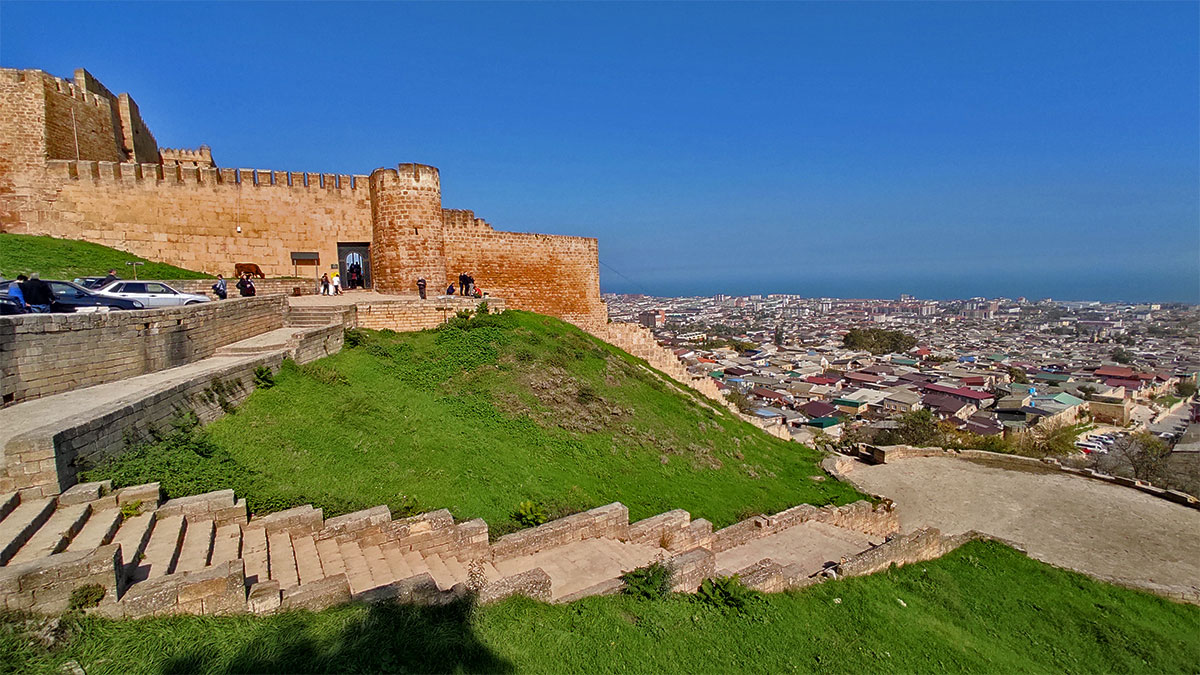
[2,1,1197,303]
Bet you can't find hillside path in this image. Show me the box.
[844,457,1200,592]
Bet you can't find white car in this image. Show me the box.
[95,281,211,307]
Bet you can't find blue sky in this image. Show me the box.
[3,2,1197,302]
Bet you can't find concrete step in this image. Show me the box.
[110,512,155,578]
[423,553,455,591]
[361,545,392,587]
[402,550,430,578]
[241,527,269,585]
[315,538,345,578]
[0,498,57,565]
[174,519,215,574]
[66,508,122,553]
[381,542,413,581]
[442,556,467,585]
[210,523,242,566]
[0,493,19,522]
[292,534,324,585]
[267,531,299,591]
[10,503,92,564]
[136,515,186,581]
[338,540,376,594]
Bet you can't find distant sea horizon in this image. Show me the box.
[598,274,1200,305]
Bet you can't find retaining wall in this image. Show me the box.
[0,295,286,407]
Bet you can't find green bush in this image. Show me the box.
[621,562,672,600]
[477,300,490,315]
[68,584,106,611]
[512,500,547,528]
[343,328,370,348]
[253,366,275,390]
[300,363,349,386]
[695,575,759,611]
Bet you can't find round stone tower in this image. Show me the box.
[369,163,445,295]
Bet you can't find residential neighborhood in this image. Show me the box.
[608,294,1200,460]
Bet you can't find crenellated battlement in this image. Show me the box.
[442,208,495,231]
[160,144,215,168]
[44,159,370,197]
[0,68,113,108]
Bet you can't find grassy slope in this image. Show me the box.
[0,233,208,280]
[84,310,861,529]
[3,541,1197,674]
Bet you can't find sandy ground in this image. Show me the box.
[845,457,1200,592]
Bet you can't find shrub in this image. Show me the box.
[300,363,349,386]
[253,366,275,390]
[477,301,489,315]
[513,500,547,528]
[68,584,106,611]
[119,500,142,519]
[343,328,370,348]
[695,576,758,611]
[621,562,671,600]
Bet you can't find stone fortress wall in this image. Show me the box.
[0,66,606,329]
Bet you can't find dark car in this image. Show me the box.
[1,280,144,312]
[73,276,112,290]
[0,295,22,315]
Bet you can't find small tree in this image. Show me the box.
[1111,348,1134,364]
[773,324,783,347]
[1109,431,1172,483]
[1007,367,1029,385]
[1176,381,1198,399]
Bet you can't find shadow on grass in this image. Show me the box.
[157,598,513,674]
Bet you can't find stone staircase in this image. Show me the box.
[286,306,354,329]
[0,481,897,618]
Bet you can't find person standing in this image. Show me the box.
[458,272,468,296]
[332,272,342,295]
[417,277,427,300]
[237,273,256,297]
[320,273,330,296]
[211,274,227,300]
[100,269,119,287]
[7,274,28,312]
[22,273,53,313]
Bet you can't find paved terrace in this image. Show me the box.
[842,456,1200,594]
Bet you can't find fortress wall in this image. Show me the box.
[353,296,506,332]
[0,295,286,406]
[443,223,606,329]
[11,161,372,277]
[39,72,126,163]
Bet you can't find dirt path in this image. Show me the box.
[843,457,1200,594]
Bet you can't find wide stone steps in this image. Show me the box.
[0,484,890,618]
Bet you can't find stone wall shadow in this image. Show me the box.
[157,597,513,674]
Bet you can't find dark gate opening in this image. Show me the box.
[337,243,371,289]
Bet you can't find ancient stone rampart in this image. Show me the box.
[0,66,607,328]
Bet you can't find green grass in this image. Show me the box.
[0,233,208,280]
[83,310,862,530]
[3,541,1196,674]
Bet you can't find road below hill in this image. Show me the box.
[842,456,1200,597]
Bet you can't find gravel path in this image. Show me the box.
[845,457,1200,593]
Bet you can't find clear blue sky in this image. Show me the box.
[3,2,1197,302]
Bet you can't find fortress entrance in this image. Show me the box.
[337,243,371,289]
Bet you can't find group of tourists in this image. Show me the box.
[414,272,485,300]
[210,273,256,300]
[320,272,342,296]
[5,273,53,313]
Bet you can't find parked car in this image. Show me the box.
[0,295,23,315]
[94,280,209,307]
[0,280,144,312]
[73,276,110,290]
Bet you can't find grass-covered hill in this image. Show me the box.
[85,309,862,530]
[5,540,1197,673]
[0,233,209,280]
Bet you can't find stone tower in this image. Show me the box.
[368,163,445,295]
